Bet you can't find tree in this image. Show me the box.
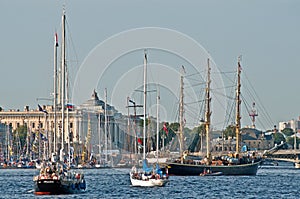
[282,128,294,137]
[223,125,236,139]
[286,136,299,149]
[273,132,286,145]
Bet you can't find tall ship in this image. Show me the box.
[167,58,261,176]
[33,9,86,194]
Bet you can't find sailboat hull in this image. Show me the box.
[167,161,261,176]
[34,178,86,195]
[130,172,169,187]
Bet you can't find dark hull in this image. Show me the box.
[34,179,85,195]
[167,161,261,176]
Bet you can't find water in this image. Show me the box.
[0,162,299,199]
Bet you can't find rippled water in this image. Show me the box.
[0,162,299,199]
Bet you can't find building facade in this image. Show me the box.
[0,91,132,162]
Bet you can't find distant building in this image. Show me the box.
[278,118,300,132]
[212,128,274,152]
[0,90,133,161]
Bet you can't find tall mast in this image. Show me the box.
[143,50,147,160]
[104,88,108,164]
[179,66,185,163]
[156,86,160,163]
[235,57,242,154]
[53,32,58,155]
[98,108,101,164]
[205,59,211,160]
[60,9,66,161]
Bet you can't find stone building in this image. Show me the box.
[0,90,127,162]
[212,128,274,152]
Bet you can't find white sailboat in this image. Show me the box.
[129,51,169,187]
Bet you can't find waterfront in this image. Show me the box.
[0,162,299,199]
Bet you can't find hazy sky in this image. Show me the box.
[1,0,299,130]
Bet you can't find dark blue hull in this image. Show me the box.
[167,161,261,176]
[34,179,86,195]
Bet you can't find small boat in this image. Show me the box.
[130,161,169,187]
[129,51,169,187]
[295,162,300,169]
[33,161,86,195]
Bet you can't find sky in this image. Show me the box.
[1,0,300,131]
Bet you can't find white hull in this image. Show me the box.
[295,163,300,169]
[130,172,169,187]
[147,157,168,164]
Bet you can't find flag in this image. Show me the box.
[38,104,48,114]
[66,103,75,111]
[137,138,143,149]
[181,65,186,74]
[238,56,242,71]
[55,32,59,47]
[137,138,142,145]
[163,123,168,135]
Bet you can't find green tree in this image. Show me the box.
[273,132,286,145]
[286,136,299,149]
[282,128,294,137]
[223,125,235,139]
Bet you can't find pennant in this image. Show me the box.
[55,32,59,47]
[163,123,168,135]
[38,104,48,114]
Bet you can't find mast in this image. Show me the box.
[127,97,131,158]
[205,59,211,160]
[179,66,185,163]
[143,50,147,160]
[97,109,101,164]
[235,57,242,154]
[156,86,160,163]
[104,88,108,164]
[60,9,66,161]
[53,32,58,155]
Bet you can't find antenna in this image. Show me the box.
[249,102,258,128]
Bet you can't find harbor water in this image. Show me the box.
[0,162,299,199]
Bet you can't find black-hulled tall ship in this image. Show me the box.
[33,9,86,194]
[167,58,261,176]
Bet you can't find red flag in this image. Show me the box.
[55,32,59,47]
[163,123,168,135]
[137,138,142,145]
